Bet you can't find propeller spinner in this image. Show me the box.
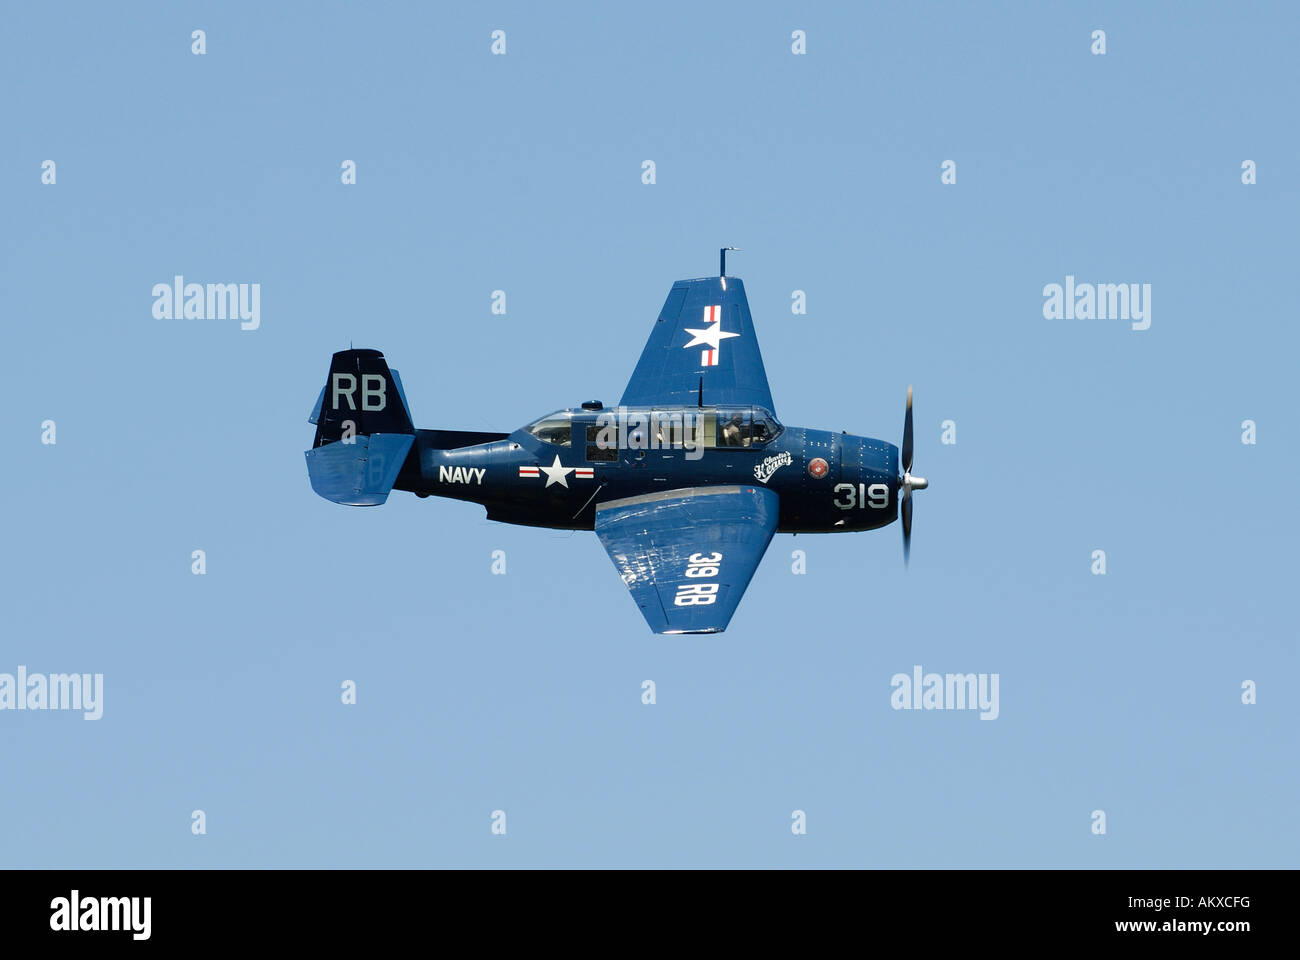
[900,385,928,566]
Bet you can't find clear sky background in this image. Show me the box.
[3,1,1296,867]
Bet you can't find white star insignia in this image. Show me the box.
[539,454,574,488]
[682,320,741,352]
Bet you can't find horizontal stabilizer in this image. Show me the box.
[305,433,414,506]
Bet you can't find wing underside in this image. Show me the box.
[594,485,779,634]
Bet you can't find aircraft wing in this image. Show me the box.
[620,277,775,412]
[594,485,779,634]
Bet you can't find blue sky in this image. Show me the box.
[2,1,1296,867]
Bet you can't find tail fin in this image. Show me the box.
[311,348,414,446]
[305,349,415,506]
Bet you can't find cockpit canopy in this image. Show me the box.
[524,412,574,447]
[525,406,782,451]
[714,406,780,447]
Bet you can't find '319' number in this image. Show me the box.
[833,482,889,510]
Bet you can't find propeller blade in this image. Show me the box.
[901,490,912,567]
[902,385,914,473]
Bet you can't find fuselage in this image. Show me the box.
[394,403,900,533]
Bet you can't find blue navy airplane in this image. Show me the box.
[305,255,928,634]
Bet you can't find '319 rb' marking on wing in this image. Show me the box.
[675,551,722,606]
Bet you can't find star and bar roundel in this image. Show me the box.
[519,455,595,488]
[683,304,739,367]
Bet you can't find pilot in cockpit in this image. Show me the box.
[721,413,748,447]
